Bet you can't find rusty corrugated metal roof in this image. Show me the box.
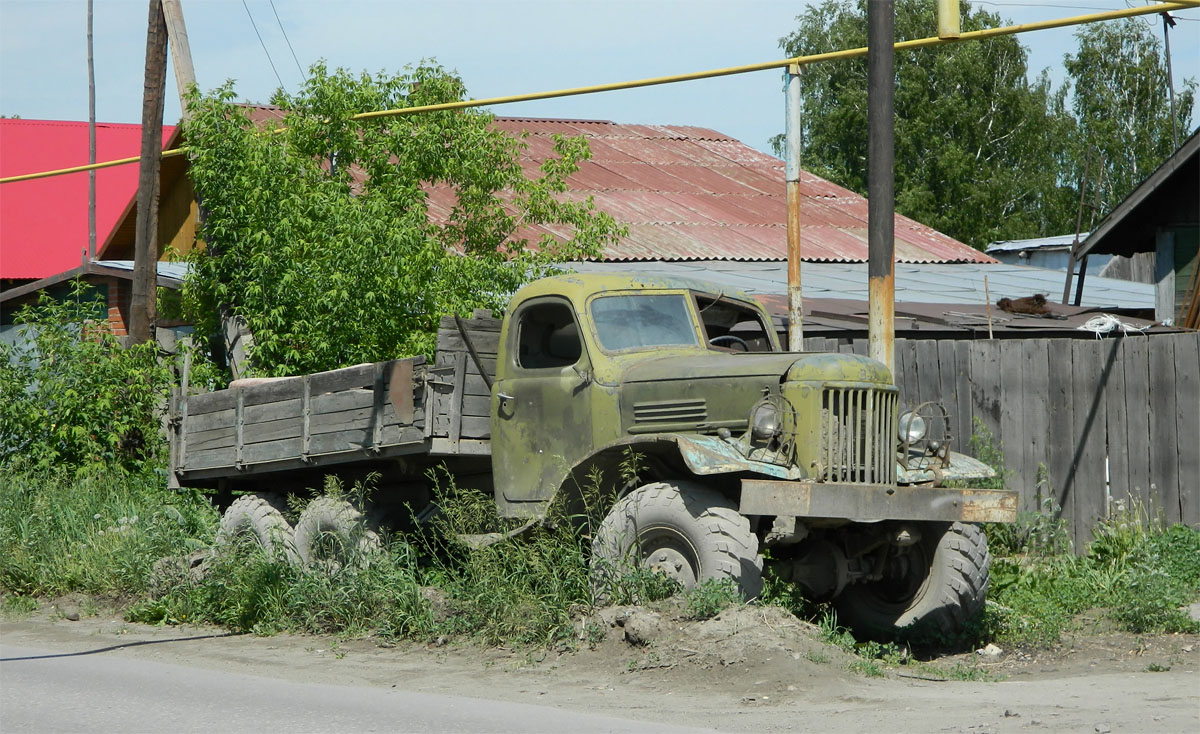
[489,118,993,264]
[226,108,992,265]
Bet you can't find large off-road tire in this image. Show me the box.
[215,493,299,566]
[591,480,763,603]
[293,496,381,569]
[833,521,990,638]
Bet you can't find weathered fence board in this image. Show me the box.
[1174,335,1200,526]
[1149,337,1181,524]
[881,332,1198,549]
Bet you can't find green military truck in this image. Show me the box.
[170,273,1016,635]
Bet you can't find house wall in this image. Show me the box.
[804,332,1200,550]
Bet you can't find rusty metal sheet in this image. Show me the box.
[739,479,1019,523]
[435,117,999,265]
[387,358,415,425]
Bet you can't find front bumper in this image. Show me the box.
[739,479,1018,523]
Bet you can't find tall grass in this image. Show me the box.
[0,468,217,597]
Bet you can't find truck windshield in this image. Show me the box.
[591,294,700,351]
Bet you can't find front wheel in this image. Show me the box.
[591,480,763,604]
[833,521,990,638]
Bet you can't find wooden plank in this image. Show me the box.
[895,339,917,410]
[449,351,467,445]
[239,377,303,406]
[461,394,492,418]
[438,314,502,332]
[189,389,237,415]
[301,374,311,460]
[185,424,428,472]
[1070,339,1109,547]
[1102,338,1130,513]
[1046,341,1076,546]
[1021,340,1051,505]
[1173,334,1200,527]
[436,330,502,355]
[914,340,940,410]
[1121,336,1153,516]
[968,340,1003,453]
[999,339,1026,505]
[953,340,973,453]
[459,415,491,439]
[309,362,377,394]
[1148,336,1181,524]
[934,339,961,452]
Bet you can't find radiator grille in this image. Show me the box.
[820,387,897,484]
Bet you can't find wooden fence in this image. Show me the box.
[803,331,1200,547]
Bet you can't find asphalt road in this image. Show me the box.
[0,643,710,734]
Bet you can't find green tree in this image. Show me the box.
[1065,18,1195,215]
[182,63,624,377]
[0,282,173,472]
[778,0,1077,249]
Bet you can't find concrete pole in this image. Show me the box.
[867,0,896,374]
[785,64,804,352]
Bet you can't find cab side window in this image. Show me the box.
[695,295,775,352]
[516,301,582,369]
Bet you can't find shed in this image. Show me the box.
[1076,128,1199,326]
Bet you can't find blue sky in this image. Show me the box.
[1,0,1197,156]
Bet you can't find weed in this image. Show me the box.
[682,578,740,620]
[2,594,38,617]
[1145,663,1171,673]
[0,468,216,597]
[804,650,829,664]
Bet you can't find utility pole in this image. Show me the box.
[867,0,896,375]
[129,0,168,345]
[162,0,197,111]
[1162,12,1179,151]
[785,64,804,351]
[87,0,96,261]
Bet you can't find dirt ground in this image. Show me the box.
[3,598,1197,733]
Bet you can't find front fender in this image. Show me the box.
[669,434,798,480]
[897,450,998,485]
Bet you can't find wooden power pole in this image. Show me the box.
[129,0,168,345]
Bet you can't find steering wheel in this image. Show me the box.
[709,334,750,352]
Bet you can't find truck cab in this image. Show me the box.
[491,272,1015,636]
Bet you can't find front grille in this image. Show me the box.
[820,386,897,484]
[633,399,707,424]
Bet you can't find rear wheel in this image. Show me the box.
[591,480,762,604]
[293,496,381,569]
[833,521,990,638]
[215,493,299,566]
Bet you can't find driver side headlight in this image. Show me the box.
[898,411,927,443]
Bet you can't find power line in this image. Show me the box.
[242,0,285,92]
[268,0,306,82]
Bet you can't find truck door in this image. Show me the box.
[491,296,594,510]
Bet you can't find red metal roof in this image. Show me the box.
[489,118,994,264]
[0,119,176,280]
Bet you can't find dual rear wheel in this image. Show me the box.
[216,492,379,569]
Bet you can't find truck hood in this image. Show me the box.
[616,351,891,385]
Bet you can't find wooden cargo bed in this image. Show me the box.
[171,313,501,485]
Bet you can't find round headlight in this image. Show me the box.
[898,412,927,443]
[751,403,782,440]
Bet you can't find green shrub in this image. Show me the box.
[0,281,174,473]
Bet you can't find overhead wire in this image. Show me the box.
[268,0,306,82]
[1,0,1196,184]
[242,0,286,92]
